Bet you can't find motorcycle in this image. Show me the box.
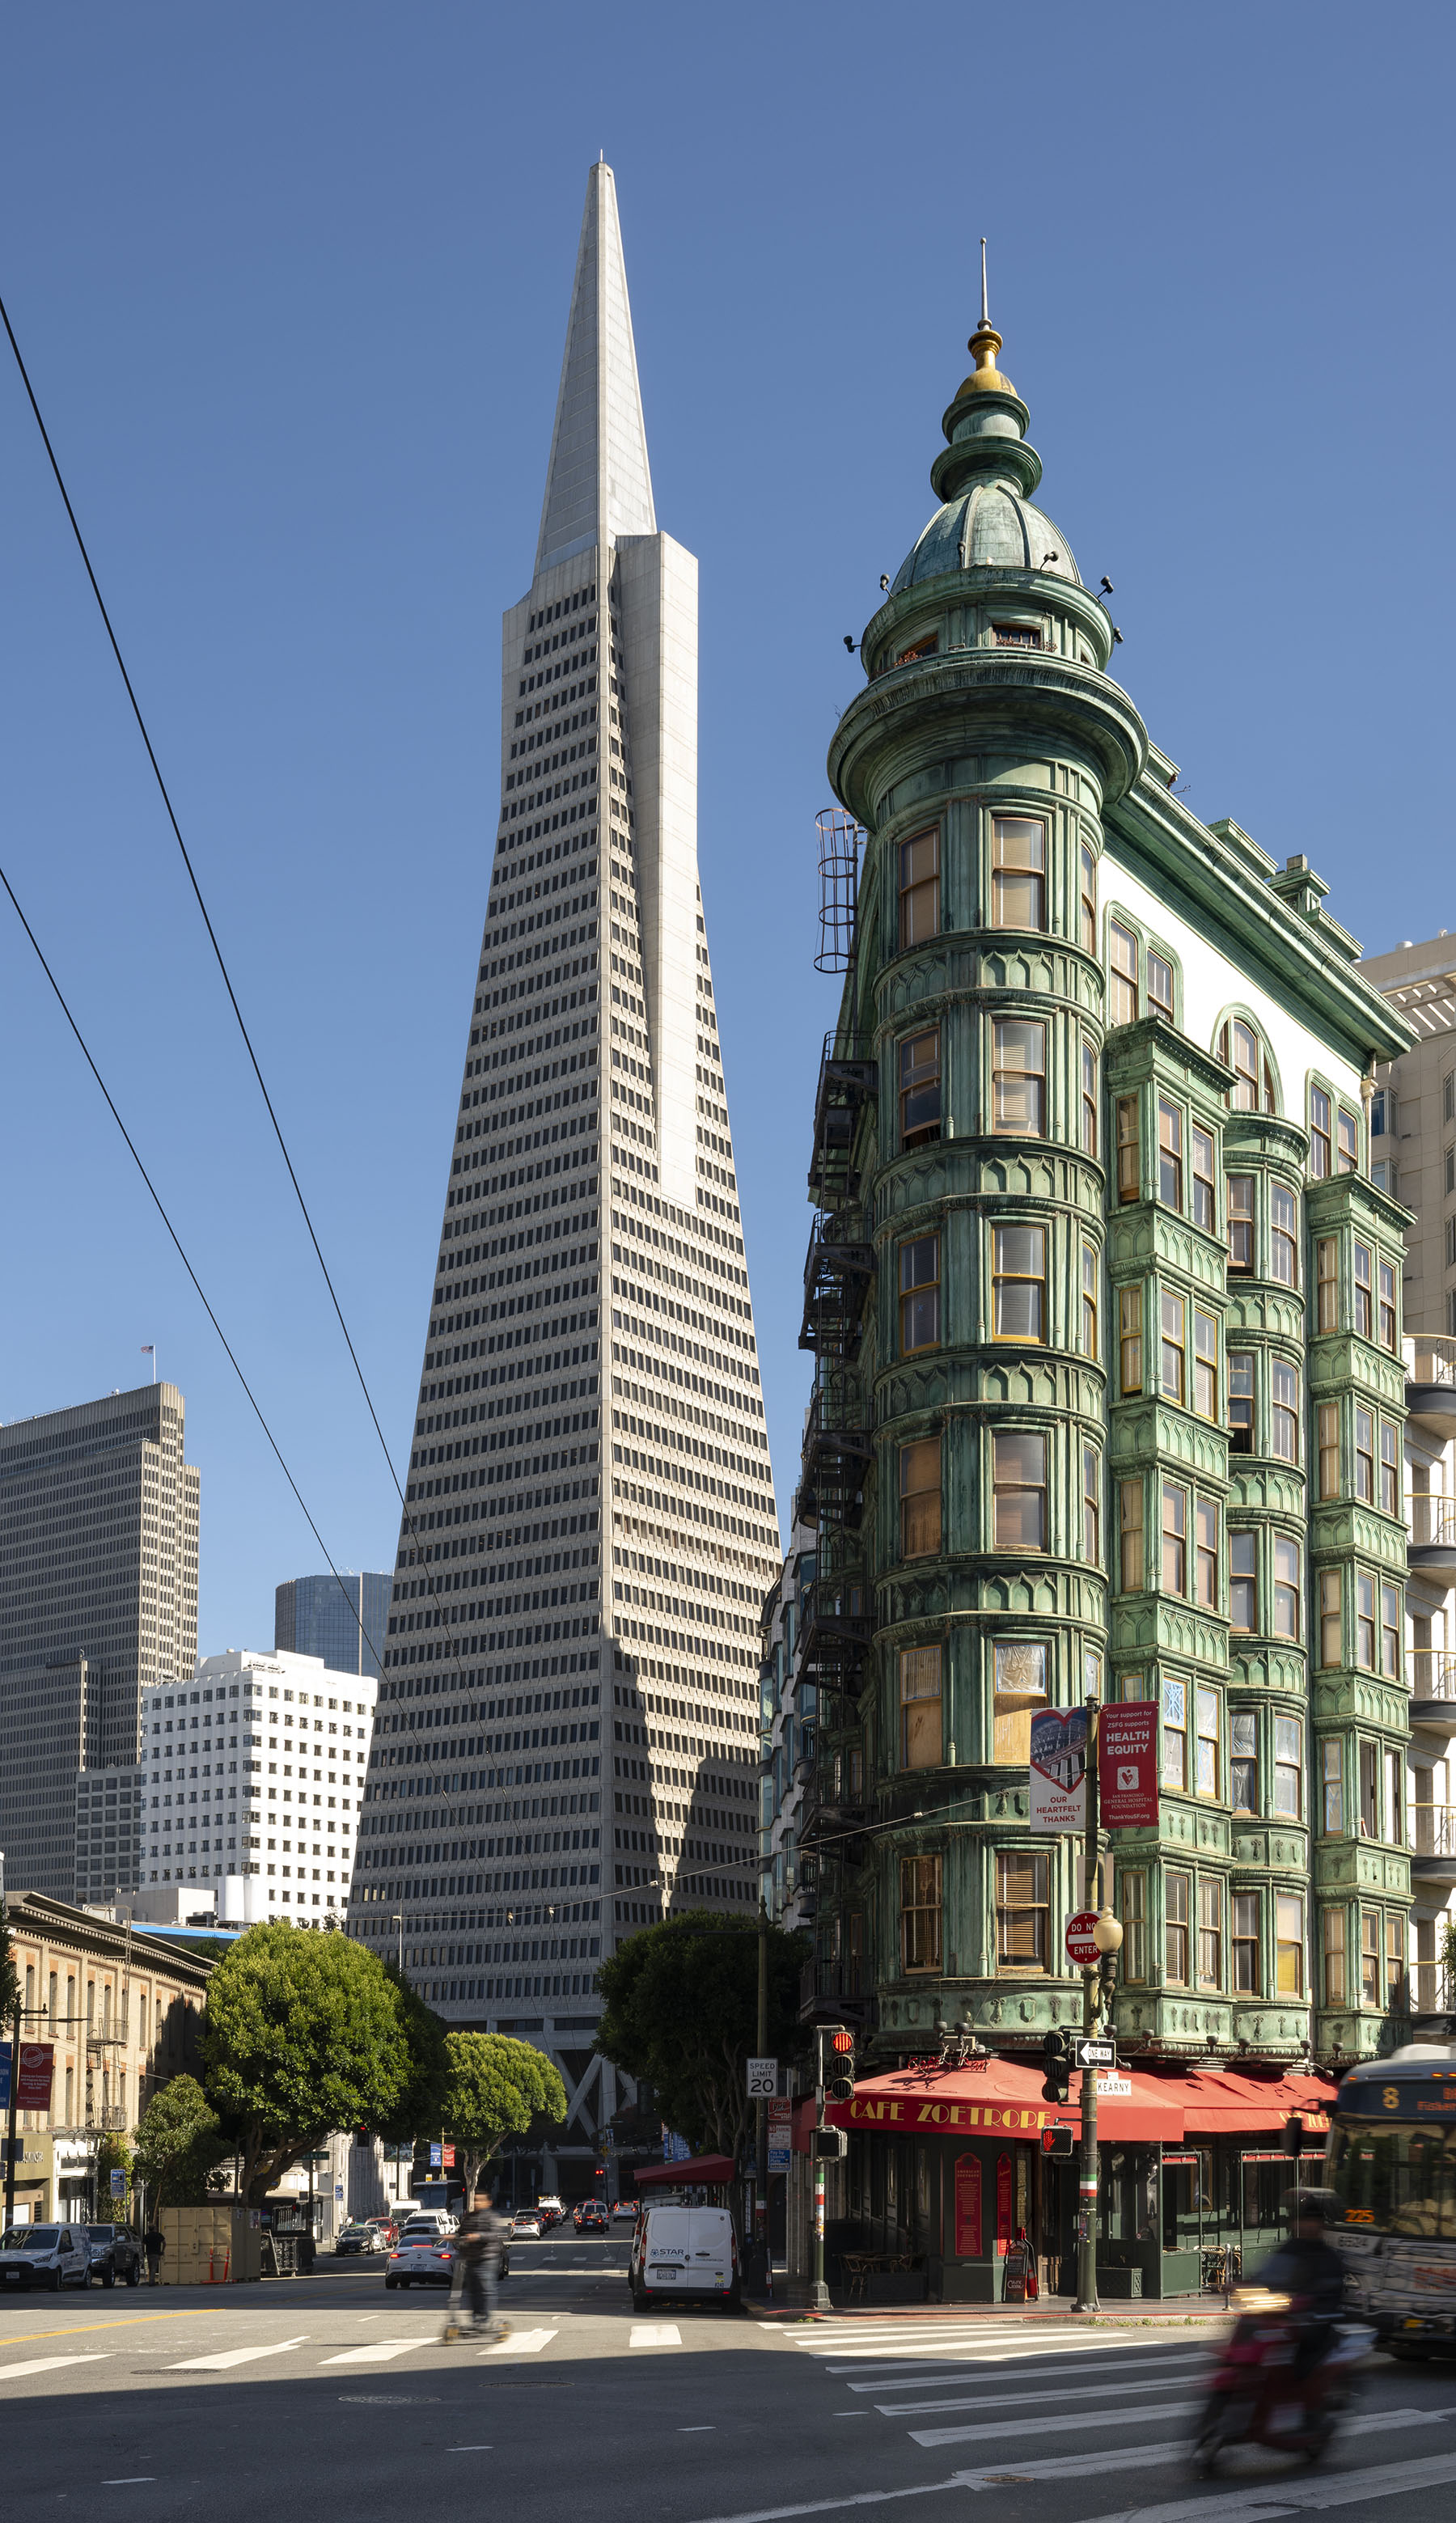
[1193,2286,1375,2474]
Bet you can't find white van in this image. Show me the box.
[630,2204,739,2310]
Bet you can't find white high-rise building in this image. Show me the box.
[346,163,778,2178]
[140,1648,377,1922]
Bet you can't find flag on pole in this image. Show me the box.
[141,1344,155,1382]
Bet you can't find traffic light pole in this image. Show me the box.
[1073,1704,1102,2316]
[811,2026,831,2313]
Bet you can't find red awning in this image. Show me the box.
[814,2052,1183,2145]
[1170,2069,1338,2137]
[634,2153,737,2188]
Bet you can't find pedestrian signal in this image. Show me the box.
[1040,2124,1075,2159]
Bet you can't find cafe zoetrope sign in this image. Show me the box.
[841,2093,1066,2133]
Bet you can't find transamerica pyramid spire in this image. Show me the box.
[347,163,779,2200]
[536,161,656,575]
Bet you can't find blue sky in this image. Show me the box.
[1,2,1451,1653]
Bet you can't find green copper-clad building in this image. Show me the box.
[794,295,1416,2235]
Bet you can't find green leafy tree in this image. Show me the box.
[133,2074,230,2213]
[594,1911,807,2167]
[94,2133,135,2225]
[199,1923,412,2204]
[374,1962,449,2145]
[441,2033,566,2201]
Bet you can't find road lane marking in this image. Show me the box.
[0,2313,198,2346]
[0,2354,111,2381]
[169,2335,311,2372]
[910,2398,1202,2449]
[103,2480,157,2487]
[320,2340,427,2366]
[878,2371,1211,2419]
[811,2334,1155,2361]
[481,2328,557,2355]
[448,2445,493,2451]
[849,2351,1209,2395]
[632,2324,683,2348]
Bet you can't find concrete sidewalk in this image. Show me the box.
[746,2286,1233,2324]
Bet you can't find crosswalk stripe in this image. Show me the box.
[630,2324,683,2348]
[878,2368,1210,2419]
[482,2328,557,2355]
[848,2351,1208,2396]
[1074,2433,1456,2523]
[911,2396,1201,2449]
[320,2341,425,2366]
[0,2355,109,2382]
[809,2331,1153,2361]
[169,2335,310,2372]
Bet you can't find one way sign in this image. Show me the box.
[1074,2038,1116,2068]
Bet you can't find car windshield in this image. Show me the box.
[2,2228,57,2250]
[87,2227,116,2243]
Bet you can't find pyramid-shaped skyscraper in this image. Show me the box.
[347,164,778,2178]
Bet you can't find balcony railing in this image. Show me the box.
[1410,1649,1456,1700]
[1411,1498,1456,1547]
[1412,1805,1456,1857]
[1407,1336,1456,1388]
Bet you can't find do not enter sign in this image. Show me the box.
[1064,1910,1101,1968]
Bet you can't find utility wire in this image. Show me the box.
[0,857,377,1665]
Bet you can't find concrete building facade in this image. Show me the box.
[1357,934,1456,1339]
[344,163,775,2195]
[0,1382,198,1903]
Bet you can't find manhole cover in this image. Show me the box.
[337,2395,443,2406]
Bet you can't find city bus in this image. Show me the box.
[1326,2048,1456,2355]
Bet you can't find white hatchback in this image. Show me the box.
[385,2226,455,2290]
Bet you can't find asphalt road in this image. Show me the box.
[2,2232,1455,2523]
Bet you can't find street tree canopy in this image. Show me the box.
[442,2032,567,2201]
[199,1924,412,2203]
[132,2075,228,2212]
[594,1911,807,2166]
[375,1962,449,2144]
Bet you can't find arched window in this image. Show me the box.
[1217,1016,1278,1114]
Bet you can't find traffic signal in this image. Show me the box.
[1040,2123,1074,2159]
[1040,2030,1071,2105]
[812,2127,848,2161]
[820,2026,856,2104]
[353,2124,370,2148]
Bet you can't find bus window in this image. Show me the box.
[1327,2120,1456,2234]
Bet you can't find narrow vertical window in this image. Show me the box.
[1271,1359,1299,1462]
[899,1234,941,1353]
[1161,1290,1186,1403]
[1228,1350,1254,1453]
[1081,1039,1098,1155]
[1232,1710,1258,1810]
[993,1639,1047,1764]
[1121,1873,1146,1982]
[1079,841,1097,954]
[1378,1259,1397,1352]
[1119,1285,1143,1392]
[899,1854,942,1973]
[899,826,939,946]
[1316,1237,1337,1331]
[1274,1717,1303,1818]
[1359,1742,1379,1839]
[1191,1128,1215,1232]
[1319,1568,1342,1670]
[993,1431,1047,1550]
[1273,1539,1301,1638]
[1162,1481,1187,1593]
[1317,1402,1340,1501]
[1230,1531,1257,1633]
[1354,1408,1374,1503]
[1083,1445,1101,1564]
[1353,1242,1373,1338]
[1196,1688,1220,1795]
[1270,1183,1298,1285]
[1116,1096,1140,1202]
[1323,1907,1346,2005]
[1194,1310,1218,1420]
[1196,1498,1218,1608]
[992,1224,1046,1340]
[1227,1175,1255,1272]
[991,815,1045,930]
[1227,1019,1261,1111]
[1385,1747,1404,1844]
[1380,1421,1399,1516]
[1322,1737,1344,1833]
[1386,1912,1405,2005]
[899,1645,942,1771]
[1081,1242,1099,1360]
[899,1028,942,1149]
[1197,1875,1223,1985]
[1158,1098,1183,1207]
[1310,1086,1332,1179]
[993,1018,1046,1133]
[1119,1478,1144,1591]
[996,1851,1049,1969]
[1234,1892,1260,1991]
[899,1438,942,1559]
[1361,1908,1379,2000]
[1147,950,1175,1022]
[1354,1571,1375,1669]
[1109,920,1139,1025]
[1337,1108,1359,1174]
[1165,1865,1191,1976]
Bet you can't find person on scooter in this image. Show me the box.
[1257,2194,1346,2371]
[455,2187,508,2339]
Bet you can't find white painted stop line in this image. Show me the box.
[631,2324,682,2348]
[0,2355,110,2382]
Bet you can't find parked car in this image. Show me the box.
[84,2225,143,2288]
[365,2217,398,2247]
[334,2225,380,2257]
[510,2210,542,2239]
[629,2204,739,2311]
[0,2225,91,2292]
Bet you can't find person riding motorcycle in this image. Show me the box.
[1254,2195,1346,2373]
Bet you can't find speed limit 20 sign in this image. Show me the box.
[746,2057,778,2098]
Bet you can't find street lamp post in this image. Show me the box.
[392,1912,404,1976]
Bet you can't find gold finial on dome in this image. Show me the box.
[957,237,1014,396]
